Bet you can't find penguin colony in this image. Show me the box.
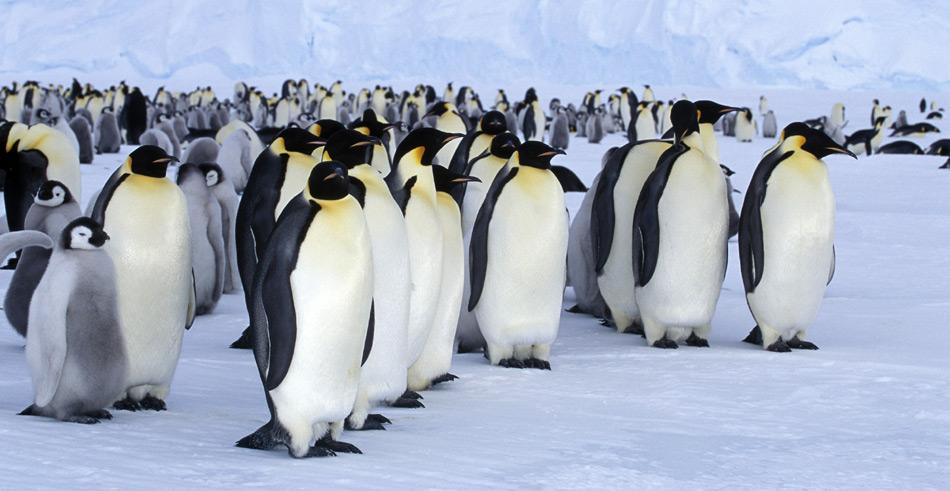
[0,79,943,458]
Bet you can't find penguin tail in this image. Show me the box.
[18,404,37,416]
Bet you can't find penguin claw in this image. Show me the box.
[391,398,424,409]
[346,419,386,431]
[622,322,645,335]
[431,373,458,386]
[229,326,254,349]
[525,358,551,370]
[84,409,113,420]
[767,339,792,353]
[742,325,763,345]
[498,358,525,368]
[787,336,819,350]
[685,333,710,347]
[63,415,100,424]
[317,437,362,454]
[113,397,142,411]
[366,413,392,425]
[652,338,679,349]
[303,446,336,458]
[400,390,423,400]
[139,395,167,411]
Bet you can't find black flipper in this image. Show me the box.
[737,150,794,293]
[393,176,417,214]
[235,149,286,312]
[468,167,519,311]
[448,130,481,175]
[828,245,836,285]
[591,143,634,273]
[631,143,688,287]
[90,166,129,226]
[549,165,587,192]
[361,301,374,366]
[523,105,536,140]
[348,176,366,208]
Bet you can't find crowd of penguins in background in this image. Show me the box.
[0,78,946,458]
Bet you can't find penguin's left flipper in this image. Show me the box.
[316,436,362,455]
[633,143,689,288]
[431,373,458,385]
[468,167,519,312]
[738,150,795,294]
[786,336,819,350]
[550,165,588,192]
[391,398,424,409]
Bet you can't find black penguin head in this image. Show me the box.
[479,111,507,134]
[782,122,857,159]
[524,88,538,104]
[669,100,700,142]
[350,109,400,137]
[695,100,739,124]
[198,162,224,187]
[323,129,376,168]
[34,180,73,207]
[424,101,453,119]
[873,117,887,128]
[490,133,521,159]
[516,141,564,169]
[393,128,463,166]
[276,127,325,155]
[128,145,177,178]
[306,161,349,201]
[431,165,480,194]
[62,217,109,250]
[308,119,345,140]
[719,164,736,177]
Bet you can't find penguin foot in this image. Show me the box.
[599,318,615,328]
[345,419,386,431]
[652,338,679,349]
[229,326,254,349]
[742,326,763,345]
[139,395,166,411]
[113,397,142,411]
[685,333,710,347]
[766,339,792,353]
[400,390,423,400]
[566,304,583,313]
[787,336,819,350]
[236,422,280,450]
[431,373,458,385]
[84,409,113,420]
[301,446,336,458]
[316,436,362,454]
[498,358,526,368]
[391,398,424,409]
[367,413,392,425]
[524,358,551,370]
[63,415,101,425]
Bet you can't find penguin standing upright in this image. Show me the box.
[549,106,570,150]
[632,100,729,348]
[642,84,655,102]
[618,87,638,131]
[762,110,778,138]
[90,145,194,410]
[521,88,546,141]
[468,141,586,368]
[199,163,241,293]
[634,102,656,141]
[177,163,225,314]
[870,99,882,126]
[2,218,127,423]
[740,123,855,351]
[96,109,122,154]
[69,116,95,164]
[845,117,886,156]
[735,108,756,142]
[565,151,609,319]
[447,110,508,176]
[424,101,468,166]
[758,95,769,115]
[830,103,847,130]
[3,181,81,337]
[587,107,605,144]
[230,128,325,349]
[124,87,148,145]
[349,109,399,176]
[236,162,374,458]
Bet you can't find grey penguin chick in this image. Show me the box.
[183,137,220,165]
[177,163,226,314]
[199,162,240,293]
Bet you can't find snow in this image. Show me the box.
[0,85,948,489]
[1,0,948,92]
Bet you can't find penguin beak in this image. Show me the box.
[382,122,402,132]
[442,134,463,145]
[501,140,517,150]
[153,156,178,165]
[720,106,740,114]
[349,141,374,149]
[538,149,566,158]
[451,176,481,184]
[309,139,327,147]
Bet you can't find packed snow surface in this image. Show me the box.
[0,85,947,489]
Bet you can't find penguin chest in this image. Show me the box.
[462,160,506,234]
[276,203,373,421]
[404,191,444,358]
[276,155,316,219]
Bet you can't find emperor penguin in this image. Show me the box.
[4,218,127,423]
[388,128,463,398]
[68,116,94,164]
[156,115,183,159]
[735,108,756,142]
[634,102,656,141]
[521,88,546,141]
[739,123,855,351]
[565,148,610,320]
[762,110,778,138]
[183,136,220,164]
[587,107,605,144]
[592,139,672,334]
[349,109,400,176]
[321,130,411,429]
[236,162,374,458]
[4,181,82,337]
[642,84,655,102]
[90,145,194,410]
[845,117,886,156]
[124,87,148,144]
[199,163,241,293]
[830,103,847,130]
[95,109,122,154]
[758,95,769,115]
[870,99,882,126]
[408,165,478,390]
[468,141,586,368]
[549,106,570,150]
[231,128,324,349]
[447,110,509,177]
[890,122,940,138]
[424,101,468,166]
[632,100,729,348]
[618,87,638,131]
[456,132,520,353]
[0,122,82,234]
[177,163,226,314]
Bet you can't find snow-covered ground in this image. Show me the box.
[0,86,947,489]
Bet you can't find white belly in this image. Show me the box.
[475,170,567,347]
[747,163,834,337]
[270,200,373,426]
[735,119,755,141]
[637,152,728,328]
[635,114,655,140]
[405,193,444,364]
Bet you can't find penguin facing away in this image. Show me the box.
[95,110,122,154]
[69,116,95,164]
[177,163,226,315]
[762,110,778,138]
[236,161,374,458]
[739,123,855,351]
[5,218,127,424]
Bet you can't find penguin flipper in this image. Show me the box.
[828,245,836,285]
[90,165,128,226]
[468,167,518,312]
[632,143,686,287]
[523,106,536,140]
[738,149,794,293]
[27,265,69,407]
[186,270,196,329]
[549,165,588,193]
[448,131,480,175]
[348,176,367,208]
[361,301,374,366]
[591,143,633,273]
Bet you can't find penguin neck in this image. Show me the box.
[680,131,705,152]
[395,147,427,186]
[698,123,719,162]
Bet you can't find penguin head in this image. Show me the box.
[350,109,400,138]
[276,127,325,156]
[669,100,700,142]
[423,101,456,119]
[478,111,507,134]
[393,128,463,167]
[695,100,739,124]
[523,88,538,104]
[34,180,73,207]
[490,133,520,159]
[431,164,480,194]
[873,117,887,128]
[305,161,349,201]
[515,141,564,169]
[323,129,376,168]
[128,145,177,178]
[198,163,224,187]
[62,217,109,250]
[782,122,857,159]
[307,119,345,141]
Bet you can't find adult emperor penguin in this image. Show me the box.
[236,161,373,458]
[177,163,225,314]
[468,141,586,368]
[632,100,729,348]
[349,109,399,176]
[90,145,194,410]
[4,217,127,423]
[521,88,546,141]
[735,107,756,142]
[230,128,324,349]
[634,102,656,141]
[447,110,508,176]
[408,165,477,390]
[739,123,855,351]
[455,133,520,352]
[592,139,672,334]
[642,85,655,102]
[618,87,638,131]
[845,117,886,156]
[199,163,241,293]
[424,101,468,166]
[321,130,411,429]
[4,181,81,337]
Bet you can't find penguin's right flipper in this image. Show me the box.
[89,165,129,225]
[742,326,763,345]
[632,143,687,287]
[550,165,588,193]
[591,143,634,273]
[361,302,375,366]
[738,149,794,293]
[468,167,519,312]
[447,130,481,175]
